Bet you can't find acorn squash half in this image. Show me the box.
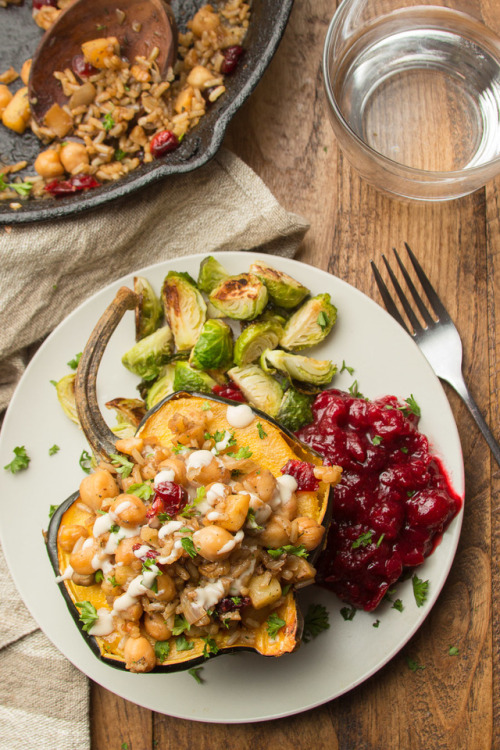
[46,287,335,673]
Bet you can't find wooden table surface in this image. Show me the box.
[91,2,500,748]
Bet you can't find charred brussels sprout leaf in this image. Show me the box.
[134,276,162,341]
[197,256,230,294]
[280,294,337,351]
[261,349,336,385]
[228,364,283,417]
[105,398,147,439]
[189,320,234,371]
[122,326,174,381]
[162,272,207,351]
[277,388,314,431]
[55,373,79,425]
[173,361,217,394]
[249,261,309,309]
[233,319,284,366]
[146,364,176,409]
[209,273,268,321]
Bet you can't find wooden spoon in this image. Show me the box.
[28,0,177,125]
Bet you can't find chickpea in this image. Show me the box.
[158,457,187,485]
[313,464,342,485]
[280,492,298,521]
[115,536,142,566]
[144,612,172,641]
[69,540,98,575]
[58,523,88,553]
[80,469,119,512]
[257,515,291,549]
[153,572,177,602]
[124,636,156,673]
[0,84,13,115]
[187,456,230,486]
[291,517,325,551]
[243,469,276,503]
[190,5,220,37]
[120,601,143,622]
[59,142,89,174]
[113,564,136,586]
[20,59,32,85]
[33,149,65,178]
[187,65,214,89]
[192,525,234,562]
[101,576,121,597]
[110,494,147,528]
[71,572,95,586]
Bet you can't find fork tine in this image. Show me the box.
[393,248,435,328]
[404,242,451,322]
[381,254,424,334]
[370,260,410,334]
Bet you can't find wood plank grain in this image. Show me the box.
[91,681,152,750]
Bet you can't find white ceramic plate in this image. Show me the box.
[0,252,464,723]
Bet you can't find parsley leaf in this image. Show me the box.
[154,640,170,662]
[266,612,286,639]
[373,619,380,628]
[172,615,190,635]
[75,601,99,632]
[267,544,308,559]
[317,311,329,331]
[348,380,363,398]
[302,603,330,643]
[181,537,197,558]
[67,352,82,370]
[107,575,118,587]
[340,606,356,621]
[48,503,59,519]
[94,570,104,583]
[181,486,206,517]
[448,645,459,656]
[109,453,134,478]
[376,533,385,547]
[49,444,60,456]
[4,446,30,474]
[352,531,373,549]
[340,360,355,375]
[188,667,204,684]
[176,635,194,651]
[202,636,219,658]
[246,508,263,531]
[407,657,425,672]
[227,445,253,460]
[102,112,115,132]
[392,599,404,612]
[257,422,267,440]
[79,449,92,474]
[126,481,154,501]
[412,575,429,607]
[114,148,126,161]
[0,174,33,196]
[372,435,383,445]
[401,394,421,417]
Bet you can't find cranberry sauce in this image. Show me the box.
[297,389,462,611]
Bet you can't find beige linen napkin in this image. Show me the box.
[0,148,309,750]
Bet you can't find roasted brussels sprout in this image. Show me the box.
[209,273,268,320]
[233,318,284,366]
[173,361,217,394]
[249,261,309,309]
[162,271,207,351]
[122,326,174,381]
[228,364,283,417]
[261,349,336,385]
[197,255,230,294]
[189,320,234,371]
[55,373,79,425]
[277,388,314,432]
[134,276,163,341]
[280,294,337,351]
[146,364,176,409]
[105,398,147,439]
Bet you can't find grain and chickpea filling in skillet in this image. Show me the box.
[56,399,341,672]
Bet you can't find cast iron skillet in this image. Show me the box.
[0,0,294,224]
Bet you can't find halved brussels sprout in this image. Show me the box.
[233,319,284,366]
[173,361,217,394]
[277,388,314,432]
[134,276,163,341]
[228,364,283,417]
[146,364,176,409]
[189,320,234,371]
[122,326,174,381]
[280,294,337,351]
[209,273,268,320]
[261,349,336,385]
[162,271,207,351]
[105,398,147,439]
[249,261,309,309]
[197,255,230,294]
[55,373,79,425]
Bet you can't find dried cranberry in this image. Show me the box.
[221,45,244,74]
[150,130,179,159]
[212,384,246,403]
[32,0,57,8]
[45,174,101,198]
[280,459,319,491]
[215,596,250,616]
[131,544,159,560]
[72,54,98,79]
[153,481,188,516]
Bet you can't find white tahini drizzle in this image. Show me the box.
[88,609,115,637]
[154,469,175,486]
[213,430,234,453]
[55,564,74,583]
[226,403,254,429]
[270,474,298,510]
[158,520,184,539]
[193,579,226,611]
[112,568,159,614]
[186,450,214,471]
[217,529,244,556]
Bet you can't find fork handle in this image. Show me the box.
[444,374,500,468]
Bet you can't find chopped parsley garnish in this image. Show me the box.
[154,640,170,662]
[172,443,186,454]
[49,444,60,456]
[340,360,355,375]
[4,446,30,474]
[110,523,120,534]
[340,606,356,621]
[401,394,421,417]
[317,311,329,331]
[202,636,219,658]
[50,379,58,387]
[257,422,267,440]
[79,450,92,474]
[348,380,363,398]
[282,583,292,596]
[230,597,242,605]
[75,601,98,632]
[176,635,194,651]
[401,446,409,454]
[67,352,82,370]
[126,481,154,501]
[352,531,373,549]
[407,489,416,498]
[392,599,404,612]
[266,612,286,639]
[246,508,263,531]
[181,536,197,558]
[157,512,172,522]
[376,533,385,547]
[109,453,134,478]
[407,657,425,672]
[107,575,118,587]
[188,667,204,683]
[103,113,115,132]
[227,445,253,460]
[0,173,33,196]
[94,570,104,583]
[302,604,330,643]
[412,575,429,607]
[448,646,459,656]
[172,615,190,635]
[372,435,383,445]
[114,149,126,161]
[181,486,206,517]
[48,504,59,519]
[267,544,308,559]
[373,619,380,628]
[141,558,158,573]
[201,401,211,411]
[205,429,226,443]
